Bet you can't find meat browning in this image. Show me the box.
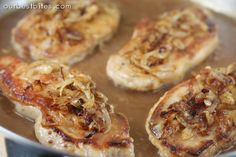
[146,64,236,157]
[12,0,120,65]
[107,7,218,91]
[0,56,134,157]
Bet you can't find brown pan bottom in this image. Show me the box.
[0,0,236,156]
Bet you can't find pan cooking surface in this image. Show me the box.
[0,0,236,156]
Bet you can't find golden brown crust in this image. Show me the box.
[107,6,218,91]
[125,7,216,59]
[0,55,133,150]
[12,0,120,65]
[128,6,217,70]
[146,64,236,157]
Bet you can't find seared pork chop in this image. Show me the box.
[12,0,120,65]
[146,64,236,157]
[107,7,218,91]
[0,56,134,157]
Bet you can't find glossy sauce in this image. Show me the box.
[0,0,236,156]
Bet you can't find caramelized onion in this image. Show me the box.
[14,60,112,135]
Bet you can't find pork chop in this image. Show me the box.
[0,55,134,157]
[146,64,236,157]
[107,7,218,91]
[12,0,120,65]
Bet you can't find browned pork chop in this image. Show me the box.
[146,64,236,157]
[0,56,134,157]
[12,0,120,65]
[107,7,218,91]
